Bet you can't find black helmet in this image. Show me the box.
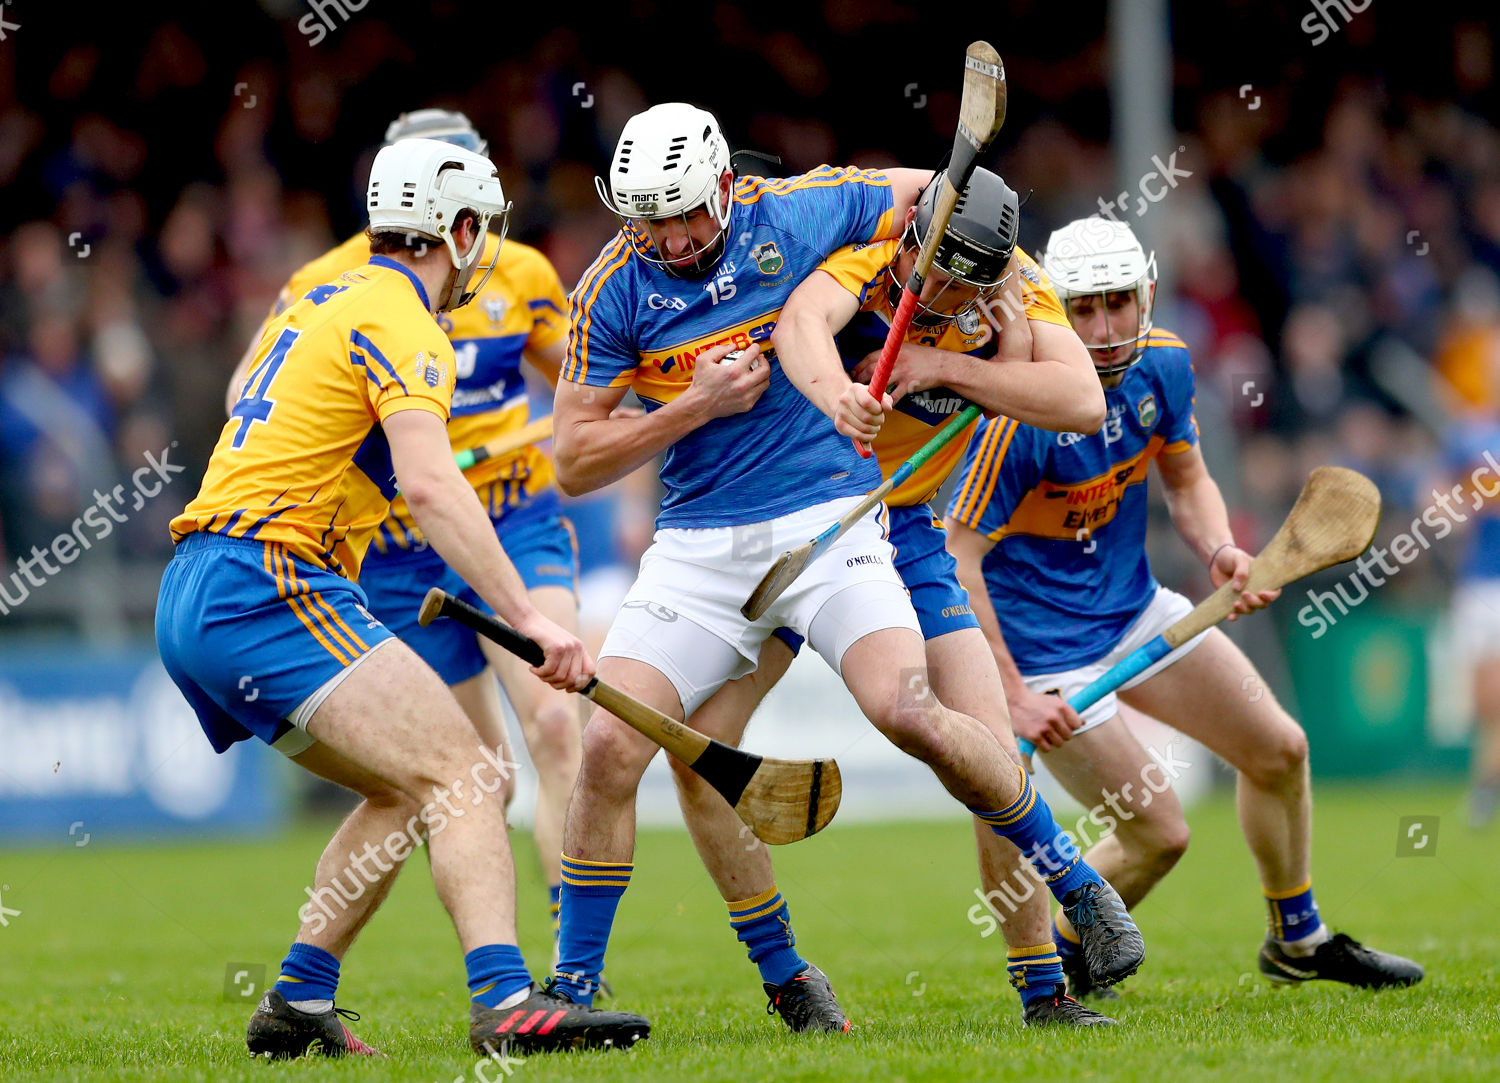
[896,167,1020,329]
[912,167,1020,288]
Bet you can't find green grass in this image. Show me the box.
[1,783,1495,1081]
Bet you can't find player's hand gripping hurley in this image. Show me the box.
[419,588,841,844]
[856,41,1006,458]
[1017,466,1381,756]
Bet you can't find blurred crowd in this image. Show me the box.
[2,1,1497,635]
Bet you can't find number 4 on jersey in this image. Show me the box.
[231,327,300,449]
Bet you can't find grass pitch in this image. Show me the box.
[1,782,1495,1082]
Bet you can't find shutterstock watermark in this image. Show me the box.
[1097,148,1192,223]
[0,444,184,616]
[1302,0,1373,47]
[1296,450,1500,639]
[298,0,372,46]
[440,1048,527,1083]
[966,741,1193,935]
[299,743,521,936]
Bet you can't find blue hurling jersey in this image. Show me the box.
[562,167,897,528]
[947,330,1199,672]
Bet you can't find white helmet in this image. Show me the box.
[366,137,511,311]
[384,108,489,155]
[594,103,732,278]
[1042,217,1158,380]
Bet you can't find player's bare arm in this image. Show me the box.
[552,340,768,495]
[1154,440,1279,620]
[944,518,1085,750]
[851,287,1105,433]
[771,270,892,443]
[385,407,591,691]
[522,336,565,388]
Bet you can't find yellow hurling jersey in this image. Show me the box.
[272,233,569,555]
[172,257,455,579]
[820,242,1072,506]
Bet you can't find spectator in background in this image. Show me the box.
[3,3,1500,645]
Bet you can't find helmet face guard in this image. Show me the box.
[596,174,732,280]
[887,218,1014,329]
[439,200,511,311]
[1042,217,1157,382]
[425,163,512,311]
[1060,270,1156,381]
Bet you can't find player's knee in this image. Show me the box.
[1152,819,1191,866]
[524,694,583,776]
[577,712,653,793]
[363,784,420,816]
[872,702,946,760]
[1245,718,1309,789]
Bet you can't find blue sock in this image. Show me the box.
[554,855,632,1006]
[1052,917,1082,960]
[1266,880,1324,944]
[971,767,1096,901]
[548,883,562,946]
[274,943,340,1004]
[1008,943,1065,1005]
[465,944,532,1009]
[728,887,807,987]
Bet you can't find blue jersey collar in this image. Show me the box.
[368,254,432,312]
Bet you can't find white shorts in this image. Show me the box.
[1455,579,1500,663]
[601,497,921,715]
[1022,586,1209,734]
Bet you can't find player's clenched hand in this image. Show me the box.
[687,342,770,420]
[852,345,929,403]
[1209,543,1280,621]
[514,611,594,691]
[834,382,893,444]
[1009,687,1085,753]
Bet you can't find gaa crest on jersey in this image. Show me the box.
[1136,393,1157,428]
[415,350,446,388]
[956,307,982,335]
[481,294,508,327]
[750,242,784,275]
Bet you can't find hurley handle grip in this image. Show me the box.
[418,588,545,667]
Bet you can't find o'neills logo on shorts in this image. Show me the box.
[846,554,883,567]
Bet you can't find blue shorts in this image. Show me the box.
[773,501,977,655]
[887,502,979,640]
[358,491,579,685]
[156,533,395,753]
